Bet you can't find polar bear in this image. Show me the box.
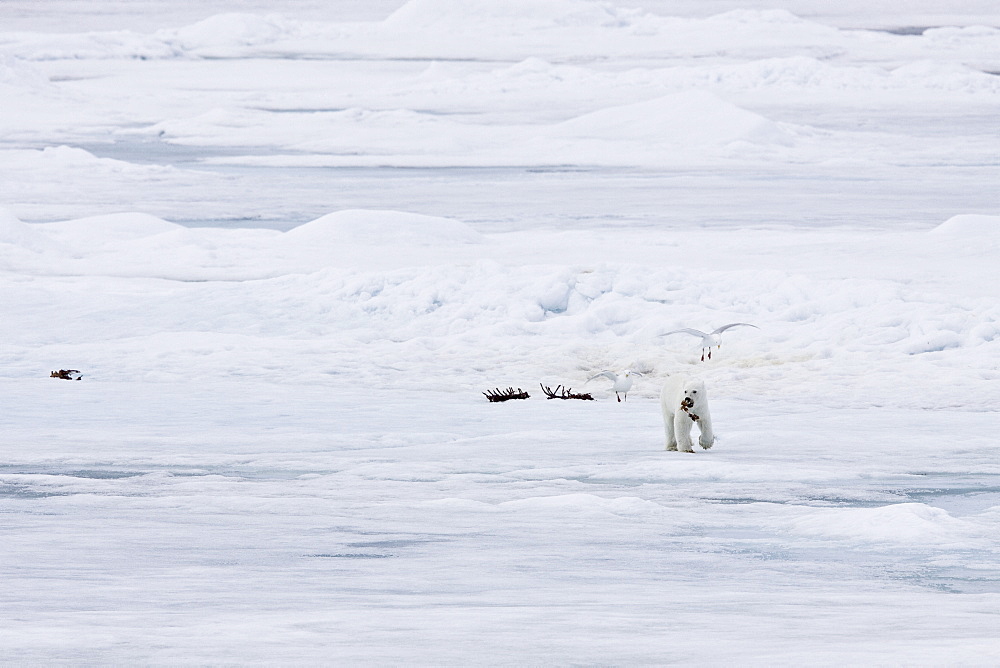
[660,375,715,452]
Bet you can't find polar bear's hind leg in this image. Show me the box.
[663,408,678,450]
[665,429,677,451]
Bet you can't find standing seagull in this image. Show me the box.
[661,323,759,361]
[586,369,642,402]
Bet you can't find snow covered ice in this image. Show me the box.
[2,0,999,663]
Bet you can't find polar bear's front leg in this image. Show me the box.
[674,411,695,452]
[697,411,715,450]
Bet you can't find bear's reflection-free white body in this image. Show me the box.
[660,375,715,452]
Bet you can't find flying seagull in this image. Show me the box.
[586,369,642,402]
[661,323,759,361]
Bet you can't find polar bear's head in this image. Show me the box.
[680,379,707,406]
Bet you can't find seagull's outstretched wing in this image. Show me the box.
[586,370,617,383]
[661,328,708,338]
[711,323,759,335]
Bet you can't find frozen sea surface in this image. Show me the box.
[2,381,999,664]
[2,0,999,664]
[2,0,998,228]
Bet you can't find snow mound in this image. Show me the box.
[500,493,662,516]
[158,13,295,52]
[705,8,812,26]
[0,54,52,91]
[782,503,974,546]
[39,213,184,246]
[929,214,1000,237]
[39,145,109,166]
[553,90,791,146]
[29,146,176,177]
[284,210,485,246]
[0,208,59,253]
[924,25,1000,45]
[385,0,643,29]
[5,30,176,61]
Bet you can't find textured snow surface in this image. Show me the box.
[2,0,999,664]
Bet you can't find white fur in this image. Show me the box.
[660,375,715,452]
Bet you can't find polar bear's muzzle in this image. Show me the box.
[680,396,700,421]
